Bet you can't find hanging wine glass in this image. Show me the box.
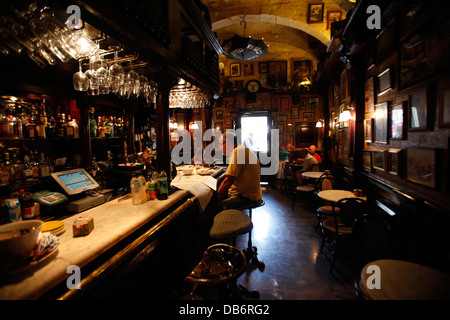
[125,66,140,99]
[110,51,125,94]
[73,60,89,91]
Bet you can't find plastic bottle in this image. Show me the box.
[19,189,36,219]
[157,170,168,200]
[138,174,147,204]
[130,174,141,205]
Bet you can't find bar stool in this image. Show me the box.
[238,199,265,271]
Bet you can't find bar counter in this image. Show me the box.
[0,189,193,300]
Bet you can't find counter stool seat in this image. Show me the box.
[210,209,253,242]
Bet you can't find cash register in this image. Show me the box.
[50,168,106,213]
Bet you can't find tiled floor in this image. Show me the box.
[225,183,360,300]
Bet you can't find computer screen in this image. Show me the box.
[51,168,99,195]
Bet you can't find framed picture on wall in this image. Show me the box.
[292,60,312,84]
[391,102,406,140]
[224,116,233,128]
[409,87,428,130]
[303,112,315,121]
[291,106,300,119]
[300,97,308,110]
[267,61,287,88]
[307,3,324,23]
[277,114,288,122]
[216,110,223,120]
[364,118,373,143]
[243,62,254,76]
[372,150,386,171]
[230,63,240,77]
[365,77,375,114]
[406,147,436,189]
[388,148,403,176]
[340,69,349,103]
[280,97,290,113]
[327,11,342,29]
[374,102,388,144]
[308,97,319,110]
[259,62,268,73]
[378,68,392,96]
[362,150,372,170]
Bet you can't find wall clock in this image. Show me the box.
[246,80,260,93]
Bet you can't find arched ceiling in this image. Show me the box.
[203,0,355,63]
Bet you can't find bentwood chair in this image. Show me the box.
[320,197,366,273]
[314,173,337,233]
[282,162,295,194]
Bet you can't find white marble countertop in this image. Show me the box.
[0,190,191,300]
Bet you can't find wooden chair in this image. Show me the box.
[282,162,295,194]
[291,170,316,210]
[314,174,337,233]
[320,197,366,273]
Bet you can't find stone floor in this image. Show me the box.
[194,182,361,300]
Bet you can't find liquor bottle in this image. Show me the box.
[0,110,8,138]
[55,113,65,138]
[104,116,111,138]
[39,153,50,178]
[65,114,75,138]
[89,107,97,138]
[26,106,37,138]
[157,170,168,200]
[30,151,40,182]
[109,116,115,137]
[19,189,36,219]
[36,105,46,138]
[23,155,34,183]
[97,116,105,138]
[0,154,9,187]
[45,115,56,139]
[72,115,80,138]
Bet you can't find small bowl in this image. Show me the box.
[180,168,194,175]
[0,220,43,264]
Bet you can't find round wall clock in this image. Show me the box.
[246,80,260,93]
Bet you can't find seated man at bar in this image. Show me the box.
[295,147,318,185]
[308,145,322,164]
[216,132,262,210]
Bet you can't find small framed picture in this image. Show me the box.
[362,150,372,171]
[277,114,288,122]
[374,102,388,144]
[365,77,375,114]
[230,63,240,77]
[409,87,428,130]
[243,62,254,76]
[224,116,233,128]
[300,97,308,110]
[406,147,436,189]
[307,3,324,24]
[308,97,319,110]
[378,68,392,96]
[280,97,290,113]
[340,69,349,103]
[327,11,342,30]
[388,148,403,176]
[216,110,223,120]
[291,106,300,119]
[259,62,268,74]
[364,118,373,143]
[438,85,450,127]
[391,102,406,140]
[303,112,315,121]
[372,150,386,171]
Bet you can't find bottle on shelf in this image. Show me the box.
[0,154,9,187]
[30,151,40,182]
[157,170,168,200]
[104,116,111,138]
[23,154,33,183]
[109,116,115,137]
[72,114,80,138]
[97,116,105,138]
[65,114,75,138]
[45,115,56,139]
[55,113,66,138]
[39,153,50,179]
[89,107,97,138]
[26,106,37,138]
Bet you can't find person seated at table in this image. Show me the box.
[308,145,322,164]
[295,148,318,185]
[276,136,294,180]
[216,132,262,210]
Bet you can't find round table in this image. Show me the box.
[302,171,324,179]
[317,189,366,202]
[358,259,450,300]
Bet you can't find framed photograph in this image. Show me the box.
[291,106,300,119]
[327,11,342,29]
[230,63,240,77]
[280,97,289,113]
[365,77,375,114]
[286,123,294,133]
[391,102,406,140]
[307,3,324,24]
[278,124,284,134]
[438,85,450,127]
[340,69,349,103]
[374,102,388,144]
[267,61,287,88]
[372,150,386,171]
[362,150,372,170]
[259,74,267,86]
[277,114,288,122]
[259,62,268,74]
[364,118,373,143]
[406,147,436,189]
[292,60,312,84]
[378,68,392,96]
[243,62,254,76]
[224,116,233,128]
[300,97,308,110]
[303,112,315,121]
[234,80,244,91]
[409,87,428,130]
[388,148,403,176]
[308,97,319,111]
[216,109,223,120]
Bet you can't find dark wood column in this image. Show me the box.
[154,71,178,180]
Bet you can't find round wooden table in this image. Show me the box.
[358,259,450,300]
[302,171,324,179]
[317,189,366,202]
